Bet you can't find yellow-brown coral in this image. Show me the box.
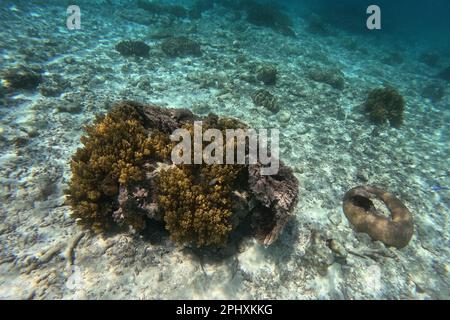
[66,105,170,232]
[156,164,243,247]
[66,101,291,248]
[155,120,246,247]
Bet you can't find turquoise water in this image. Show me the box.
[0,0,448,299]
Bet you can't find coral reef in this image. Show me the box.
[161,36,202,58]
[115,40,150,58]
[343,186,414,249]
[2,65,43,90]
[251,89,279,113]
[308,66,345,90]
[256,65,277,85]
[67,101,298,247]
[364,87,405,128]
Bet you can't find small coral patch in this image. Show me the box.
[364,87,405,128]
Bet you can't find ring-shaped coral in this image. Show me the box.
[342,186,413,249]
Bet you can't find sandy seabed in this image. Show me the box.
[0,1,449,299]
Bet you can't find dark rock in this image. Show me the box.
[115,40,150,58]
[256,65,277,85]
[364,87,405,128]
[248,162,299,246]
[2,65,43,90]
[161,37,202,57]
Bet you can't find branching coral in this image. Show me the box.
[155,118,247,247]
[156,164,243,247]
[364,87,405,128]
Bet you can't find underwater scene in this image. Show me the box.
[0,0,449,300]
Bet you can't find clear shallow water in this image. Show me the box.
[0,0,449,299]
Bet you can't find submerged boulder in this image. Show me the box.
[115,40,150,58]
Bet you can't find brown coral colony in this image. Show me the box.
[66,101,299,248]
